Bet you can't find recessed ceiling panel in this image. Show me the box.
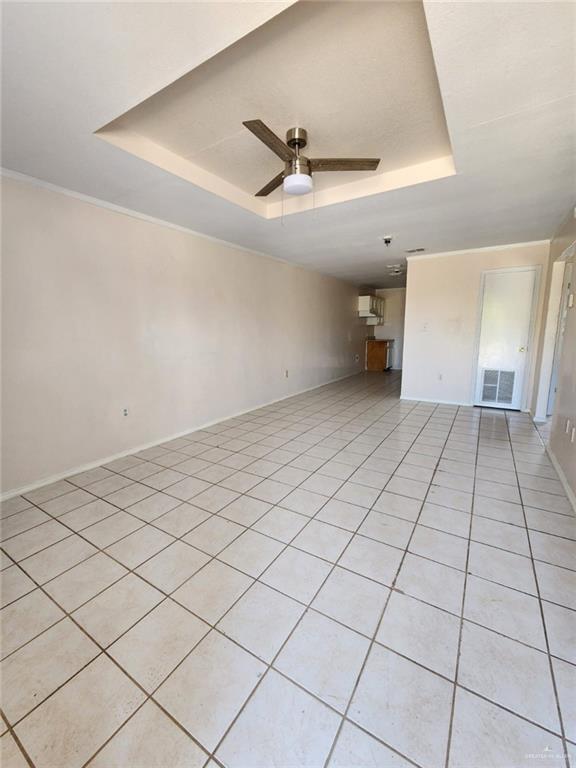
[97,1,454,218]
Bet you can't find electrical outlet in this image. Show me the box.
[354,354,360,362]
[284,369,289,378]
[438,373,443,381]
[123,408,128,417]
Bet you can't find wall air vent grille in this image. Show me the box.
[497,371,515,404]
[481,369,515,404]
[482,369,499,402]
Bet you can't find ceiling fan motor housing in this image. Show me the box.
[286,127,308,150]
[285,128,311,178]
[285,155,311,178]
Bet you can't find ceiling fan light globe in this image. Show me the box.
[283,173,313,196]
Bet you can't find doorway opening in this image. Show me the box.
[474,266,540,410]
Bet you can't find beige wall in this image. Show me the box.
[548,208,576,499]
[550,206,576,262]
[401,242,550,405]
[1,176,364,494]
[374,288,406,369]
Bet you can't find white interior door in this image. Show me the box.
[475,268,537,410]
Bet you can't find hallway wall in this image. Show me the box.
[1,176,364,494]
[401,242,550,406]
[548,209,576,500]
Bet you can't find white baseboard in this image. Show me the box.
[2,368,361,501]
[402,396,537,414]
[545,445,576,514]
[400,396,472,407]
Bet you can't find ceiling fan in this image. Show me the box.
[243,120,381,197]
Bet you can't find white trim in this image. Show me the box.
[406,240,550,262]
[522,265,542,412]
[546,445,576,513]
[470,268,488,406]
[534,261,566,420]
[401,395,537,412]
[400,396,472,407]
[0,370,360,501]
[558,241,576,262]
[0,168,335,282]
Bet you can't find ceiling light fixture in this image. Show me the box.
[283,129,313,194]
[283,174,313,195]
[283,166,313,196]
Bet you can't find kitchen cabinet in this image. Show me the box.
[366,339,393,371]
[358,295,385,324]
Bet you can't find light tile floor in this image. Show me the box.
[1,372,575,768]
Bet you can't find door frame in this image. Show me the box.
[545,261,568,417]
[532,261,566,421]
[471,265,541,410]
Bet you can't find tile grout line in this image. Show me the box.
[2,375,411,765]
[5,409,573,586]
[5,425,572,681]
[5,429,421,700]
[2,376,411,635]
[322,401,463,768]
[505,410,570,768]
[3,381,404,765]
[443,403,481,768]
[2,379,573,766]
[6,474,575,568]
[202,388,443,767]
[74,373,419,766]
[2,377,400,584]
[5,478,575,619]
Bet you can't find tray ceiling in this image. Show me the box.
[97,1,454,218]
[2,1,574,284]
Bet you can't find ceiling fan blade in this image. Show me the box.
[310,158,381,172]
[243,120,294,162]
[255,171,284,197]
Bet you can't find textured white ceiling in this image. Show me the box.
[105,1,450,199]
[2,1,575,286]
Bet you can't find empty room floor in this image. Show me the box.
[1,372,574,768]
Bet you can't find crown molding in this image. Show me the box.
[405,240,550,262]
[0,167,335,282]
